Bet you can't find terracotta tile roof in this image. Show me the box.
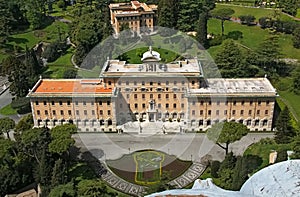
[34,79,112,94]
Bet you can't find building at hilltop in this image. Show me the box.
[27,47,277,132]
[109,1,157,34]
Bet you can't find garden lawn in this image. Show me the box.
[278,90,300,122]
[216,4,295,21]
[207,19,300,60]
[48,47,74,66]
[0,104,18,115]
[43,65,75,79]
[297,9,300,18]
[244,140,292,170]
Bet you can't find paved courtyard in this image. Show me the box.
[74,132,274,162]
[74,132,273,196]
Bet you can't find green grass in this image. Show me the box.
[297,9,300,18]
[48,47,74,66]
[121,47,180,64]
[278,90,300,122]
[216,4,295,21]
[207,18,300,60]
[43,65,75,79]
[244,139,292,169]
[0,104,18,115]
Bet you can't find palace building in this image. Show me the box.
[109,1,157,34]
[28,47,277,132]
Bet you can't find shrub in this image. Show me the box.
[210,160,221,178]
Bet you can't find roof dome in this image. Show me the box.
[141,46,161,62]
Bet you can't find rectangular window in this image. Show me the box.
[265,110,268,115]
[200,110,203,115]
[173,103,176,108]
[249,110,252,115]
[92,110,95,115]
[126,94,130,99]
[60,110,64,115]
[142,104,146,108]
[76,110,79,115]
[250,101,253,105]
[257,110,260,115]
[142,94,145,99]
[108,81,112,85]
[208,101,212,105]
[217,101,220,105]
[83,101,86,105]
[59,101,63,106]
[44,101,47,105]
[181,103,184,108]
[266,100,270,105]
[192,101,196,105]
[224,110,227,115]
[53,110,56,115]
[166,81,169,85]
[100,110,103,115]
[67,101,71,105]
[99,101,102,105]
[108,110,111,115]
[91,101,94,106]
[37,110,40,115]
[241,110,244,115]
[232,110,236,115]
[158,94,161,99]
[35,101,39,105]
[142,81,145,85]
[107,101,110,105]
[135,103,138,109]
[166,94,169,99]
[233,101,237,106]
[216,110,219,115]
[68,110,72,115]
[200,101,204,105]
[241,101,245,105]
[45,110,48,115]
[52,101,55,105]
[208,110,211,115]
[126,81,129,85]
[258,101,261,105]
[84,110,87,115]
[134,94,137,99]
[173,94,177,99]
[150,81,153,85]
[192,110,195,115]
[166,103,169,108]
[158,103,161,108]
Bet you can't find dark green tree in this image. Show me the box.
[278,0,299,16]
[63,69,77,79]
[51,159,67,187]
[291,136,300,159]
[196,12,209,48]
[146,172,175,194]
[217,152,236,189]
[49,182,76,197]
[157,0,178,28]
[210,8,234,36]
[274,107,296,144]
[293,69,300,94]
[239,15,256,26]
[207,122,249,154]
[255,35,281,77]
[177,0,203,31]
[0,117,15,139]
[293,27,300,49]
[0,0,14,44]
[77,179,113,197]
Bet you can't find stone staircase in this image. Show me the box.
[119,121,164,134]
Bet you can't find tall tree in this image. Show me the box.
[255,35,281,76]
[0,117,15,139]
[206,122,249,154]
[177,0,202,31]
[293,27,300,49]
[196,12,209,48]
[157,0,178,28]
[274,107,296,144]
[210,8,234,36]
[77,179,113,196]
[0,0,14,44]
